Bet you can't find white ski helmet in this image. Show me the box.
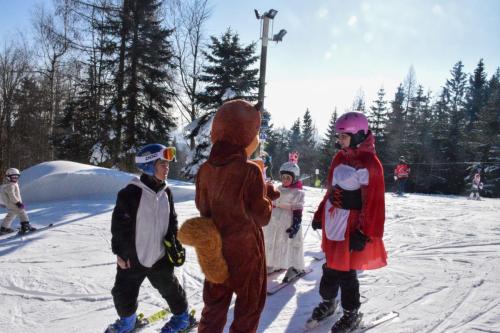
[5,168,20,177]
[279,162,300,181]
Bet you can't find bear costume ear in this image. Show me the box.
[211,99,261,148]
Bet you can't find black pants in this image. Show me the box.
[319,264,360,311]
[112,256,188,317]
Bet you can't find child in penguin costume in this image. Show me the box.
[178,99,280,333]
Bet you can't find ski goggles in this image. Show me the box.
[135,147,177,163]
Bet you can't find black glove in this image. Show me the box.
[286,210,302,238]
[16,202,25,209]
[311,218,322,230]
[349,229,370,252]
[164,236,186,267]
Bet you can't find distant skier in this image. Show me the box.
[468,173,483,200]
[394,156,410,195]
[106,144,192,333]
[309,112,387,332]
[0,168,36,234]
[263,157,305,282]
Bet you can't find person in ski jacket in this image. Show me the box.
[106,144,191,333]
[394,157,410,195]
[187,99,279,333]
[469,173,483,200]
[310,112,387,332]
[263,159,305,281]
[1,168,35,234]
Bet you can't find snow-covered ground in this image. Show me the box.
[1,161,499,333]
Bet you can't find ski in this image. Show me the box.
[267,267,313,295]
[0,223,54,241]
[104,309,198,333]
[302,311,398,333]
[134,309,198,332]
[135,308,170,329]
[312,253,325,261]
[17,223,54,237]
[267,268,286,276]
[358,311,399,331]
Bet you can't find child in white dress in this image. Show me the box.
[263,160,305,282]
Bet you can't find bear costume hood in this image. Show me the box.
[211,99,261,148]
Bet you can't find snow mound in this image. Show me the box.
[19,161,194,203]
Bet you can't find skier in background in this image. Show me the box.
[468,172,484,200]
[394,156,410,196]
[263,157,305,282]
[0,168,36,234]
[309,112,387,332]
[106,144,193,333]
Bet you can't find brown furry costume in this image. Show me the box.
[186,99,278,333]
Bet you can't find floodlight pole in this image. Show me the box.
[258,15,271,110]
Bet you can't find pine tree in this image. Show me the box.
[352,88,366,113]
[122,0,177,157]
[407,86,433,191]
[299,108,318,181]
[463,59,489,164]
[289,118,301,152]
[368,88,388,145]
[11,77,50,167]
[182,28,259,178]
[442,61,468,193]
[54,63,105,164]
[465,59,488,130]
[475,68,500,196]
[197,28,259,110]
[406,85,426,157]
[318,110,338,183]
[265,126,290,179]
[98,0,177,169]
[385,84,406,161]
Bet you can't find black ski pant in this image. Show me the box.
[319,264,360,311]
[111,256,188,317]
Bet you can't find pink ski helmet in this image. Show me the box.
[335,112,369,135]
[335,112,369,147]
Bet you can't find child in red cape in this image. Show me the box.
[309,111,387,332]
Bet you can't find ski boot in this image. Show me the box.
[161,310,189,333]
[105,313,137,333]
[282,267,304,283]
[305,299,338,329]
[330,308,363,333]
[1,226,16,234]
[19,221,36,234]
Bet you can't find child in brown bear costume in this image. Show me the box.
[180,99,279,333]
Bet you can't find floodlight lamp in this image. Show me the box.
[254,9,260,19]
[265,9,278,19]
[273,29,287,42]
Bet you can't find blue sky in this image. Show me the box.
[1,0,499,135]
